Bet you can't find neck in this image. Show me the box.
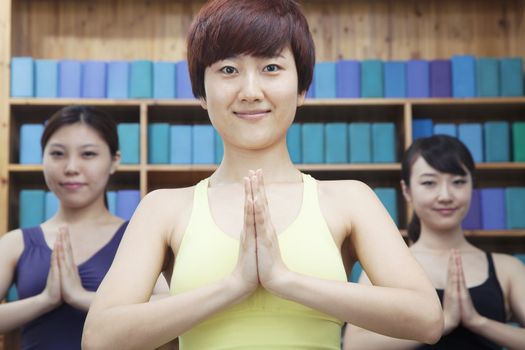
[52,196,113,226]
[210,139,301,185]
[414,224,470,251]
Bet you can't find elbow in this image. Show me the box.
[82,317,105,350]
[81,325,97,350]
[420,303,444,344]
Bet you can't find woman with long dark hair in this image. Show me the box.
[0,106,127,349]
[345,135,525,349]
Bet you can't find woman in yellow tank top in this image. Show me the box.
[83,1,443,349]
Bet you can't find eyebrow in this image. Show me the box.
[226,53,286,60]
[48,143,101,148]
[418,173,437,177]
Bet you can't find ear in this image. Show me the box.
[400,180,412,203]
[297,90,306,107]
[199,97,208,110]
[110,151,121,175]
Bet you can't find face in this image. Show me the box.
[201,46,305,150]
[42,123,120,209]
[402,156,472,232]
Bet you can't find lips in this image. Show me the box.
[434,208,457,216]
[61,182,86,190]
[234,109,270,120]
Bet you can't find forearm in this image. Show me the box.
[468,317,525,350]
[83,276,247,350]
[66,290,95,311]
[0,294,56,333]
[344,324,423,350]
[272,271,442,344]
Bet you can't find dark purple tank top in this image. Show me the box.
[14,222,128,350]
[417,252,506,350]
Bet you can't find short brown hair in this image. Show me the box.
[187,0,315,99]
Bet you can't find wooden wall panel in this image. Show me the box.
[11,0,205,60]
[1,0,12,235]
[11,0,525,61]
[303,0,525,61]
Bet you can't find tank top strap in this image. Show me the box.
[104,221,129,251]
[486,251,497,277]
[21,226,47,248]
[191,177,211,220]
[300,173,320,212]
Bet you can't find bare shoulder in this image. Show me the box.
[0,228,25,265]
[317,179,377,212]
[491,252,525,294]
[316,179,381,238]
[317,179,374,199]
[138,186,195,217]
[492,253,525,278]
[0,228,24,246]
[134,185,197,249]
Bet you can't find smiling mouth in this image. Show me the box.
[234,110,270,120]
[434,208,457,215]
[61,183,86,190]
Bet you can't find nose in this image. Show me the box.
[239,71,263,103]
[64,156,80,175]
[437,183,452,202]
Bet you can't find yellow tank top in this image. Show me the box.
[170,173,347,350]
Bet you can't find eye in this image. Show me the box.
[220,66,237,75]
[82,151,98,158]
[421,181,435,187]
[453,178,468,185]
[49,150,64,157]
[263,64,280,73]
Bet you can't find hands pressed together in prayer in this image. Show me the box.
[42,227,90,311]
[233,169,290,298]
[443,249,484,334]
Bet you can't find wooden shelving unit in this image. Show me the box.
[1,0,525,265]
[5,97,525,240]
[1,0,525,349]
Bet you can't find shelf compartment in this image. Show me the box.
[8,169,139,230]
[411,98,525,123]
[9,103,142,164]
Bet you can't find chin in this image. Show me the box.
[432,221,463,233]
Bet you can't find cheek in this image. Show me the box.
[411,188,434,207]
[270,78,298,99]
[87,162,113,179]
[457,189,472,208]
[42,162,61,182]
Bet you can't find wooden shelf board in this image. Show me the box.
[12,97,525,108]
[146,163,401,172]
[9,163,524,174]
[476,163,525,170]
[464,230,525,238]
[147,164,217,172]
[8,164,140,172]
[400,229,525,239]
[409,97,525,105]
[9,98,143,106]
[303,98,406,106]
[297,163,401,171]
[302,97,525,106]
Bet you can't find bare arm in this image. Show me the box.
[343,273,423,350]
[0,230,61,333]
[255,178,443,344]
[83,185,258,350]
[461,255,525,350]
[149,275,172,301]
